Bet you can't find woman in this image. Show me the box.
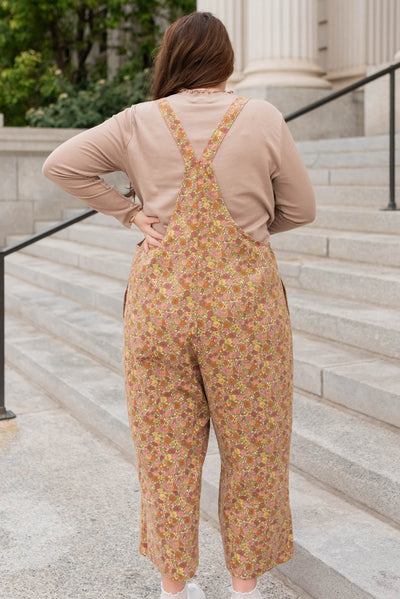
[42,11,316,599]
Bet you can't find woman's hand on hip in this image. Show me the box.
[134,210,165,253]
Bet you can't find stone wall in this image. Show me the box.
[0,126,129,248]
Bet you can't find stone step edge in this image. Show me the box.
[272,226,400,242]
[5,235,134,282]
[5,275,124,375]
[5,252,126,319]
[292,388,400,525]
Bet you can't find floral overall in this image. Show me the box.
[123,95,294,581]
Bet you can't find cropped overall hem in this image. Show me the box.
[139,543,198,581]
[225,544,294,579]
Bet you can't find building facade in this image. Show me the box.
[197,0,400,138]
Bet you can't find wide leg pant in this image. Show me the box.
[123,240,294,581]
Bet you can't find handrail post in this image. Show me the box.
[0,252,16,420]
[382,67,398,210]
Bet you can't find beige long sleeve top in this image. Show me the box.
[42,90,316,244]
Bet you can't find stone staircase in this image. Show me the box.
[4,133,400,599]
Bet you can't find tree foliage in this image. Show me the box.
[0,0,196,126]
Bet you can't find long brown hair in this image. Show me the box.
[151,11,234,99]
[125,11,234,203]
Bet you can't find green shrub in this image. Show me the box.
[26,68,152,128]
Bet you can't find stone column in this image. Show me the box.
[327,0,400,87]
[326,0,367,87]
[364,49,400,136]
[197,0,244,87]
[236,0,330,90]
[360,0,400,135]
[197,0,369,140]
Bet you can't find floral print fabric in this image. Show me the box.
[123,95,294,581]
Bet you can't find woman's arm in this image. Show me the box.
[42,106,140,228]
[269,115,316,235]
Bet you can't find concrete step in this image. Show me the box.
[6,236,132,282]
[55,220,143,253]
[292,330,400,429]
[300,148,400,169]
[279,257,400,309]
[311,204,400,235]
[313,185,400,208]
[6,315,400,599]
[287,286,400,360]
[5,274,124,373]
[308,166,400,186]
[6,252,126,318]
[296,132,400,154]
[270,227,400,266]
[5,314,133,458]
[292,390,400,525]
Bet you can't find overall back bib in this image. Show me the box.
[123,96,294,581]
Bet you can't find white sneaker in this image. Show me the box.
[187,582,206,598]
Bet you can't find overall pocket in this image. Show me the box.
[280,277,290,314]
[123,283,129,319]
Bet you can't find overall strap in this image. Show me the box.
[157,98,196,166]
[157,96,250,167]
[200,96,249,164]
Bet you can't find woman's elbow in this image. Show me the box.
[300,186,317,225]
[42,143,66,180]
[42,154,56,180]
[286,195,316,227]
[303,198,317,225]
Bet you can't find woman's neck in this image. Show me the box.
[178,82,232,95]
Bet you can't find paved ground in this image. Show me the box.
[0,365,301,599]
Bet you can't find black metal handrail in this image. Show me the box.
[1,60,399,419]
[0,208,96,419]
[284,60,400,211]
